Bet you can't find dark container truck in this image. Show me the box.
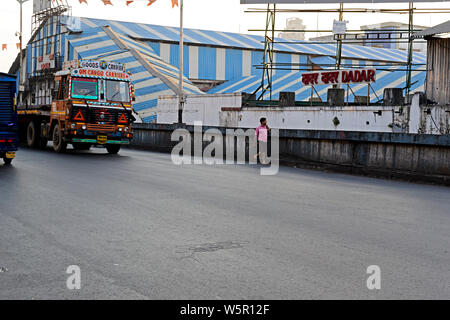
[0,73,18,165]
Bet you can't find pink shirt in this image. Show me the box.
[256,125,268,142]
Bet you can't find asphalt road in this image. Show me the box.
[0,146,449,299]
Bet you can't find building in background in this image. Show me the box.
[9,12,427,123]
[278,18,306,41]
[360,22,428,54]
[310,22,428,54]
[413,20,450,105]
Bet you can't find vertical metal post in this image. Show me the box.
[405,1,414,98]
[178,0,184,124]
[346,84,349,106]
[259,4,275,101]
[335,3,344,71]
[269,4,275,101]
[17,0,30,103]
[367,84,370,106]
[19,0,23,75]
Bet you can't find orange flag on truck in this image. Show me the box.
[147,0,157,6]
[78,0,87,4]
[101,0,112,5]
[126,0,134,5]
[172,0,178,8]
[2,44,7,51]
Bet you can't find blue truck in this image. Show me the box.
[0,73,18,165]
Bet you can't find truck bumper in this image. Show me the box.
[71,138,130,145]
[0,133,18,153]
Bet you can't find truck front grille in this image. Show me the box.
[72,106,131,125]
[86,124,116,132]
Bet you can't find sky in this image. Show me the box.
[0,0,449,72]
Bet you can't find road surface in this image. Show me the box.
[0,146,449,299]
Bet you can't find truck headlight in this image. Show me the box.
[71,123,76,129]
[82,125,87,130]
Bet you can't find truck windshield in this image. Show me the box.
[71,78,98,100]
[106,80,130,103]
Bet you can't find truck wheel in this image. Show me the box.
[3,158,12,165]
[52,124,67,153]
[26,121,39,148]
[73,143,91,151]
[106,145,121,154]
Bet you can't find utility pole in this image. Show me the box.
[17,0,30,99]
[178,0,184,124]
[335,2,344,71]
[405,1,414,98]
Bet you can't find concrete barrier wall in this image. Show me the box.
[130,123,450,185]
[156,93,450,134]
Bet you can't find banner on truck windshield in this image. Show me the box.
[70,60,130,81]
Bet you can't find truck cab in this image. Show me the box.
[49,60,135,153]
[0,73,18,165]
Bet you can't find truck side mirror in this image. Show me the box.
[131,85,136,102]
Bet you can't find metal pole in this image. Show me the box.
[19,0,23,75]
[406,1,414,98]
[178,0,184,124]
[17,0,30,101]
[335,2,344,71]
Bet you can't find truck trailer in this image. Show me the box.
[18,59,135,154]
[0,73,18,165]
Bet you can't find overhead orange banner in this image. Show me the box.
[73,0,179,8]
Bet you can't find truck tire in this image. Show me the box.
[52,123,67,153]
[72,143,91,151]
[3,158,12,165]
[26,121,39,148]
[106,145,121,154]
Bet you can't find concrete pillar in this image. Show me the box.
[327,88,345,106]
[279,92,295,107]
[384,88,403,106]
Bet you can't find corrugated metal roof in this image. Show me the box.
[75,17,426,65]
[413,20,450,38]
[68,27,204,123]
[65,17,427,121]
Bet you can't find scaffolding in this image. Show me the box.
[246,3,450,102]
[31,0,71,34]
[24,1,72,107]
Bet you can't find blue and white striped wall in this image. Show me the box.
[20,15,427,123]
